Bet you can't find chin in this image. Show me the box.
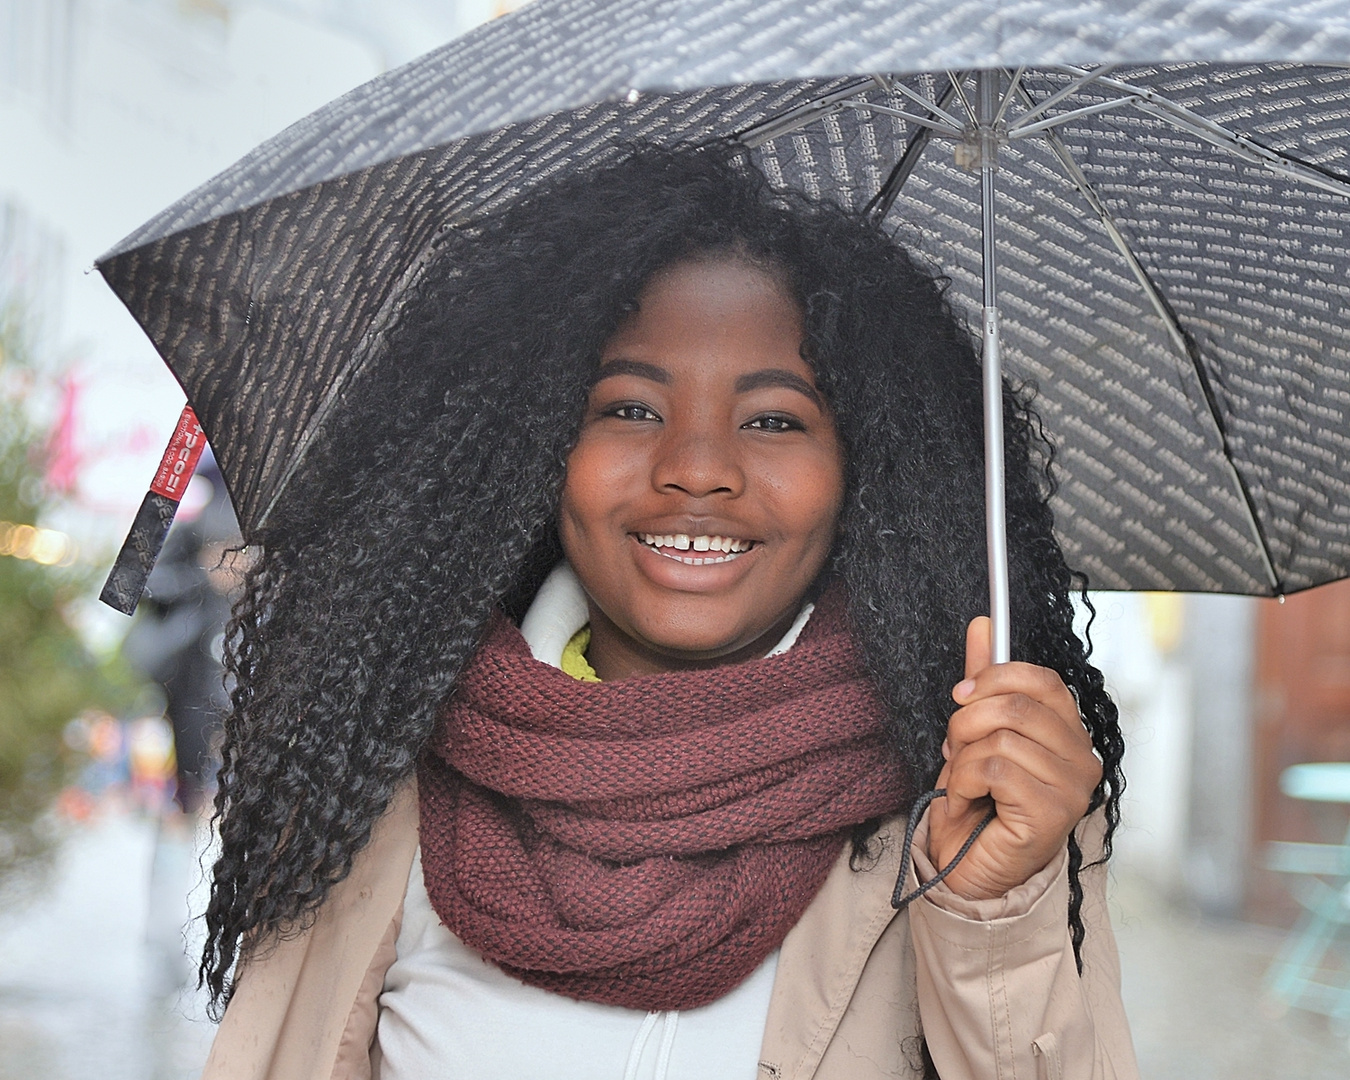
[632,609,775,662]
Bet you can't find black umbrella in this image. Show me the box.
[98,0,1350,642]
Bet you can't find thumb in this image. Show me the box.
[964,615,992,682]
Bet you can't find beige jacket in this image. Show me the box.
[202,782,1138,1080]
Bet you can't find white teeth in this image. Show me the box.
[637,533,753,560]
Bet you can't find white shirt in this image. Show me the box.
[376,565,813,1080]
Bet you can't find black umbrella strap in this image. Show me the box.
[891,788,998,910]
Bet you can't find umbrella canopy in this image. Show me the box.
[99,0,1350,601]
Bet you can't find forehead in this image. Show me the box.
[600,258,808,377]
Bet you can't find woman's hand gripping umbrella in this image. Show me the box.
[929,616,1103,901]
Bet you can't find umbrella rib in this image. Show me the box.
[882,75,969,131]
[732,77,883,148]
[1237,132,1350,186]
[839,99,963,136]
[1007,95,1138,138]
[1054,66,1350,201]
[991,66,1026,128]
[864,79,959,225]
[254,236,436,531]
[947,71,977,125]
[1018,88,1284,594]
[1008,63,1118,131]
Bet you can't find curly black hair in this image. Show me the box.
[202,144,1125,1021]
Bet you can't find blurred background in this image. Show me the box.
[1,2,1348,1077]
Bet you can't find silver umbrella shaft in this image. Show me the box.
[976,70,1011,664]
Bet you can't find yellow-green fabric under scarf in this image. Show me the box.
[561,626,601,682]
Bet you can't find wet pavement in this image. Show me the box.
[0,810,214,1080]
[1113,872,1350,1079]
[1,808,1348,1078]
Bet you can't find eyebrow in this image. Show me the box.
[735,368,824,408]
[591,359,671,386]
[591,360,824,409]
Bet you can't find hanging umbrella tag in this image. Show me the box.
[99,405,206,615]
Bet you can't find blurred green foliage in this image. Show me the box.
[0,301,139,881]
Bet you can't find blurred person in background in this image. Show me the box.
[121,452,241,815]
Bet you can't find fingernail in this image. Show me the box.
[954,679,975,700]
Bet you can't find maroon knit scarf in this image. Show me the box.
[417,587,906,1011]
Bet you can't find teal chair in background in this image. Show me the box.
[1264,763,1350,1036]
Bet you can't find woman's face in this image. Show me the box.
[559,256,845,681]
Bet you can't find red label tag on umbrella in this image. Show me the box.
[99,404,209,615]
[148,406,206,501]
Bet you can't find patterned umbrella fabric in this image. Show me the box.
[98,0,1350,604]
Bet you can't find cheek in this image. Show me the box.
[807,468,847,548]
[559,436,634,539]
[765,450,846,548]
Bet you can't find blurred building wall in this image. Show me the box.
[1185,594,1255,918]
[1096,582,1350,924]
[1089,591,1256,917]
[1249,578,1350,921]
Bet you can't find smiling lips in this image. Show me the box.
[636,532,755,565]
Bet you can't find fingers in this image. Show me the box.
[956,616,1078,727]
[943,727,1096,825]
[945,689,1093,767]
[956,659,1080,717]
[964,615,991,681]
[928,758,991,852]
[949,635,1085,763]
[930,618,1102,898]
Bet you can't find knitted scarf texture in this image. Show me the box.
[417,587,906,1011]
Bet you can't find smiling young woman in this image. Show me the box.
[561,257,844,678]
[198,146,1135,1080]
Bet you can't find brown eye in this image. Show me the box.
[607,402,661,422]
[744,414,801,432]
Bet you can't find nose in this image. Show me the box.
[651,426,745,500]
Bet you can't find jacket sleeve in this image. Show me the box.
[905,809,1139,1080]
